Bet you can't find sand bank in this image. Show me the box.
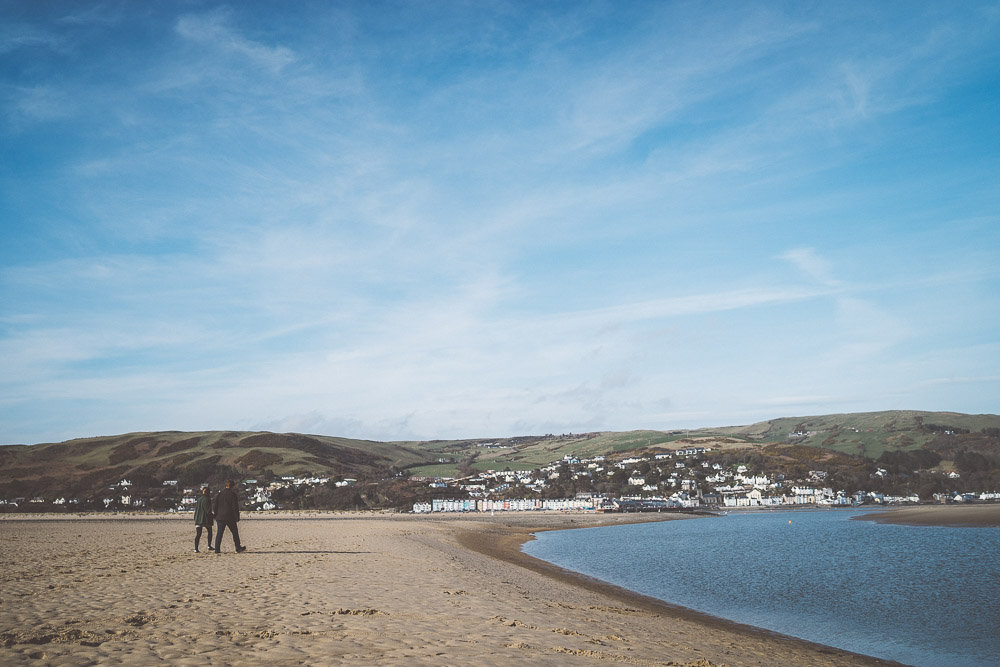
[1,512,904,666]
[853,503,1000,527]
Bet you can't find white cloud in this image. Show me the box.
[0,23,62,55]
[175,10,296,73]
[781,247,841,286]
[8,85,74,122]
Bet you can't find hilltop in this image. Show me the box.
[402,410,1000,477]
[1,410,998,509]
[708,410,1000,457]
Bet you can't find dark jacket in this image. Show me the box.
[193,494,213,526]
[214,487,241,523]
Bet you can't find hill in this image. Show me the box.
[702,410,1000,458]
[0,431,434,499]
[1,410,998,505]
[398,411,1000,477]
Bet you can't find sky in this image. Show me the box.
[1,1,998,446]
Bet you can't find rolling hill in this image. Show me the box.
[703,410,1000,458]
[1,411,997,499]
[0,431,434,497]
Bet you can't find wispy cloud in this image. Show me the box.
[175,10,296,74]
[919,375,1000,387]
[781,247,842,287]
[7,84,74,122]
[0,23,63,55]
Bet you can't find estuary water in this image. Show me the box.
[522,510,1000,667]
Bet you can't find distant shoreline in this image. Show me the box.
[4,502,999,528]
[853,504,1000,527]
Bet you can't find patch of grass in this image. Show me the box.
[408,464,462,478]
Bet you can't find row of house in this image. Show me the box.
[413,497,600,513]
[410,445,999,514]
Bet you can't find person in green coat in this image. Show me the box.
[193,486,214,552]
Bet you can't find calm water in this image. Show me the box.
[523,510,1000,667]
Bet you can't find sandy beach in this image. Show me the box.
[0,512,905,666]
[853,503,1000,527]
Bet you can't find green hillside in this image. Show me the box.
[0,431,436,497]
[3,411,998,495]
[402,430,759,478]
[704,411,1000,458]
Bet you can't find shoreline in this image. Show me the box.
[454,512,905,667]
[852,504,1000,527]
[0,512,908,666]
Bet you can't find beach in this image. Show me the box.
[853,503,1000,527]
[0,512,903,666]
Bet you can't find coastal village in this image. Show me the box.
[409,445,999,513]
[3,440,997,514]
[0,474,355,513]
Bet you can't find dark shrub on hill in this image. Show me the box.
[157,437,202,456]
[241,433,389,467]
[163,452,201,468]
[955,450,995,474]
[29,440,97,462]
[109,440,140,465]
[176,456,238,487]
[71,465,131,493]
[235,450,283,470]
[878,449,942,473]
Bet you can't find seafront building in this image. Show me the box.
[412,497,598,513]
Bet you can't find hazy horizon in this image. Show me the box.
[2,1,998,446]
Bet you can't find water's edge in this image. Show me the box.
[520,510,996,667]
[489,513,908,666]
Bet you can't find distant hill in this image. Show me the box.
[702,410,1000,458]
[0,431,435,497]
[399,411,1000,477]
[2,410,998,498]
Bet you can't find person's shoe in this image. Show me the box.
[207,546,215,551]
[194,548,200,553]
[215,550,222,554]
[237,545,247,553]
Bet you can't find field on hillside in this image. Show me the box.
[704,411,1000,459]
[405,431,757,478]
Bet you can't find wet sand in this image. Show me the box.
[853,503,1000,527]
[0,512,905,666]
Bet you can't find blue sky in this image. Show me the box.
[2,1,998,445]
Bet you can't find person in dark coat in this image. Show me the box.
[214,480,247,553]
[193,486,214,553]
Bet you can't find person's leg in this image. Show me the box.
[229,520,242,550]
[207,523,214,550]
[214,520,225,552]
[195,525,203,551]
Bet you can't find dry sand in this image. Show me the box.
[853,503,1000,527]
[0,512,905,666]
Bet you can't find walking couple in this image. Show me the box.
[194,480,247,554]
